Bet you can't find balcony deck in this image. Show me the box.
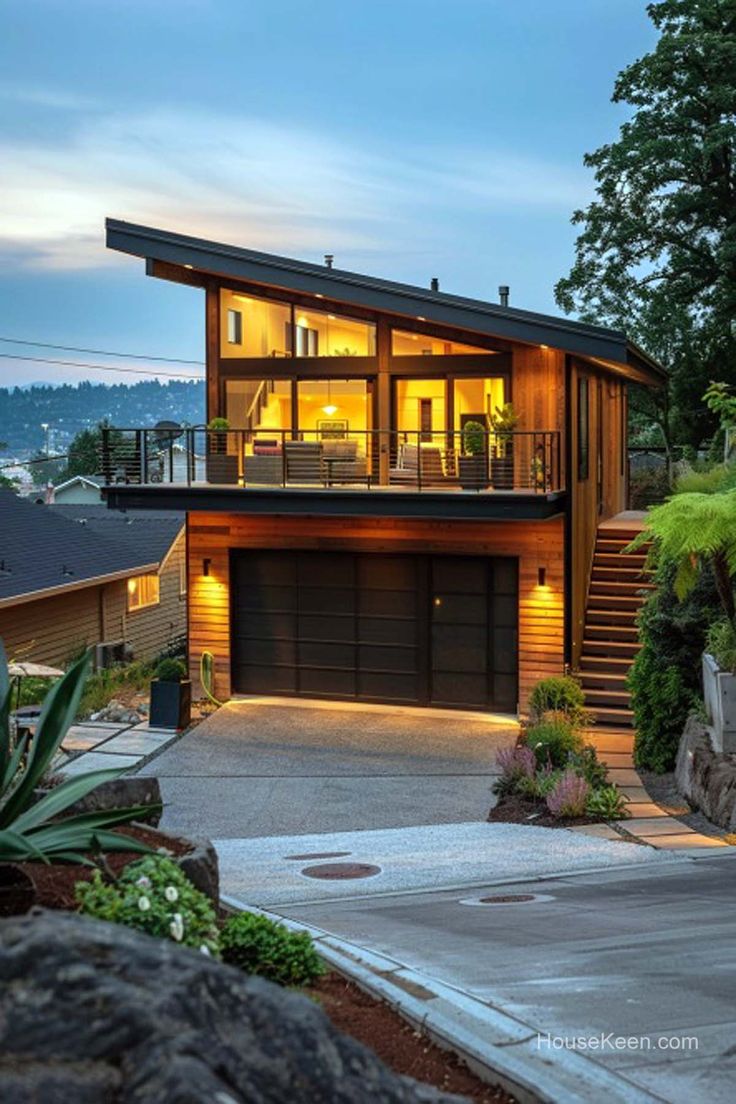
[100,426,565,520]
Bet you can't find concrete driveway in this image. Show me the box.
[138,697,517,839]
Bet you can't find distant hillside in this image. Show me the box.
[0,379,205,455]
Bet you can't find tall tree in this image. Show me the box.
[556,0,736,451]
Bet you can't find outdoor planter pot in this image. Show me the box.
[149,677,192,730]
[205,454,239,485]
[702,652,736,753]
[457,455,488,491]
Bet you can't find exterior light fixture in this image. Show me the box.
[203,558,211,577]
[322,379,338,417]
[537,566,547,587]
[184,264,193,270]
[417,315,426,321]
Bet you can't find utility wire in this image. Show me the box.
[0,353,204,381]
[0,455,69,470]
[0,336,204,366]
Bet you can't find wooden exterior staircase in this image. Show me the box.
[578,520,653,727]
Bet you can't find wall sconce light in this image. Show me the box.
[203,558,211,577]
[537,566,547,587]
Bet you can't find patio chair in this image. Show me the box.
[243,438,284,486]
[321,438,368,483]
[285,440,323,483]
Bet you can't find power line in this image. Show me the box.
[0,353,204,381]
[1,455,69,470]
[0,336,204,366]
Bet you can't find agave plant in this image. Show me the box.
[0,641,156,863]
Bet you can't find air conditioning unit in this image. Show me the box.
[94,640,133,670]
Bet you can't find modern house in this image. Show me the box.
[102,219,665,720]
[0,492,186,667]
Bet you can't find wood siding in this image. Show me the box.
[187,512,564,713]
[569,359,627,665]
[0,530,187,666]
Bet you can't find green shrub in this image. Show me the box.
[586,785,629,820]
[567,745,608,788]
[76,856,220,956]
[674,462,736,496]
[705,619,736,673]
[525,715,584,768]
[528,676,587,725]
[155,657,188,682]
[79,659,154,717]
[220,911,325,987]
[628,557,718,772]
[629,465,671,509]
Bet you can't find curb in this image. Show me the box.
[222,893,664,1104]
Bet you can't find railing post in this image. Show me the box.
[139,429,146,485]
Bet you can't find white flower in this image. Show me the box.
[135,876,151,889]
[200,944,211,956]
[164,886,179,903]
[169,913,184,942]
[137,896,151,912]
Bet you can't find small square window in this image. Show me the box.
[227,309,243,345]
[127,573,160,612]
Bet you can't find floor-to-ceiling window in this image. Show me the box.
[395,378,446,441]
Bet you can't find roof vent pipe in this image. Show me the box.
[430,277,439,291]
[499,285,510,307]
[324,254,334,269]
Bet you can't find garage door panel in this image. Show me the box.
[234,554,296,586]
[298,587,356,615]
[358,643,417,671]
[432,595,487,624]
[299,613,356,642]
[359,671,419,702]
[358,557,417,590]
[298,641,356,669]
[358,616,416,646]
[298,554,354,586]
[234,636,297,666]
[432,557,486,592]
[236,585,297,612]
[299,667,356,697]
[234,664,297,694]
[432,672,487,707]
[359,589,416,617]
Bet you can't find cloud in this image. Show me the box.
[0,106,591,271]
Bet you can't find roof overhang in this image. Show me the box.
[106,219,667,387]
[0,562,160,610]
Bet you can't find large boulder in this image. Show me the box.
[675,715,736,831]
[0,910,463,1104]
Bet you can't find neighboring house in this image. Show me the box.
[51,475,104,504]
[0,491,186,667]
[102,219,666,719]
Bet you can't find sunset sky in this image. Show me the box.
[0,0,654,386]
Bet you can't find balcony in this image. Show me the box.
[100,427,565,521]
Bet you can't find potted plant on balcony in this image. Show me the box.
[206,417,238,484]
[149,658,192,731]
[490,403,520,489]
[458,420,488,490]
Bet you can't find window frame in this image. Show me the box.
[577,376,590,481]
[127,573,161,613]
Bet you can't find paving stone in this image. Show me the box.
[624,801,669,818]
[96,731,174,757]
[60,752,140,777]
[62,728,113,752]
[569,824,624,840]
[597,751,635,768]
[642,832,729,850]
[606,767,642,787]
[623,816,696,837]
[584,731,634,753]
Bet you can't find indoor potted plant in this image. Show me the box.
[149,658,192,731]
[457,420,488,490]
[490,403,520,488]
[206,417,238,484]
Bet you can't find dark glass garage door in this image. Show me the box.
[231,550,517,711]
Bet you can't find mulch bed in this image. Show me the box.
[488,793,605,828]
[20,825,192,911]
[309,972,516,1103]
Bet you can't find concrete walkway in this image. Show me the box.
[137,697,518,838]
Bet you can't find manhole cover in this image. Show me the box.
[283,851,351,861]
[459,892,553,907]
[301,862,382,881]
[478,893,536,904]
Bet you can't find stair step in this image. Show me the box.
[590,578,655,591]
[584,686,631,701]
[586,608,640,623]
[594,551,648,564]
[580,672,630,692]
[588,705,635,728]
[579,655,635,669]
[587,591,650,608]
[584,629,640,646]
[595,538,650,553]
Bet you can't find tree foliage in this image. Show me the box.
[556,0,736,450]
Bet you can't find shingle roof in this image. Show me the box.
[0,492,183,605]
[49,504,184,564]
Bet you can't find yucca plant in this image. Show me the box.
[0,641,156,863]
[628,490,736,625]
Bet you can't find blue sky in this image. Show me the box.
[0,0,655,386]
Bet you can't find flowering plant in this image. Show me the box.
[75,855,220,957]
[545,770,590,818]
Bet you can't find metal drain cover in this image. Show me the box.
[283,850,351,861]
[301,862,382,881]
[459,892,553,907]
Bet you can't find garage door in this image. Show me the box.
[231,551,517,711]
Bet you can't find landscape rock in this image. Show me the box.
[60,776,163,827]
[675,715,736,832]
[0,911,463,1104]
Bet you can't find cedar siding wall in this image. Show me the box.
[187,512,564,713]
[513,345,566,462]
[0,530,186,666]
[569,359,627,665]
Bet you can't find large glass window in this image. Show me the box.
[395,379,446,440]
[220,290,292,358]
[392,330,497,356]
[453,377,506,433]
[225,378,292,433]
[294,309,376,357]
[296,379,371,439]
